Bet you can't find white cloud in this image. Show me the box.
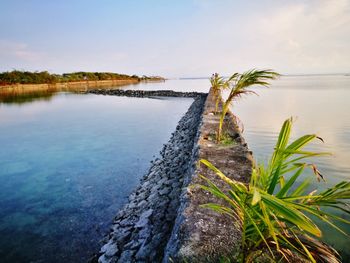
[0,40,44,61]
[1,1,349,76]
[0,40,46,71]
[162,0,350,76]
[255,0,350,71]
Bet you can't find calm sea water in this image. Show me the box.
[0,92,193,262]
[0,75,349,261]
[231,75,350,260]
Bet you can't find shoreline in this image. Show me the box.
[0,79,140,98]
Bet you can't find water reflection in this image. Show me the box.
[0,92,193,262]
[0,81,142,105]
[230,76,350,260]
[126,76,350,259]
[0,90,56,104]
[0,76,349,261]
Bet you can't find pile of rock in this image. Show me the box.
[97,95,206,263]
[88,89,205,98]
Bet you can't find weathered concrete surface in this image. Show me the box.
[96,95,207,263]
[163,87,253,262]
[88,89,205,98]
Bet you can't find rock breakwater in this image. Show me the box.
[88,89,205,98]
[163,87,253,262]
[97,95,206,263]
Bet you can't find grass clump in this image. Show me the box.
[219,133,236,146]
[206,133,236,146]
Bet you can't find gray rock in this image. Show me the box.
[128,193,136,201]
[172,181,182,189]
[115,228,132,243]
[124,240,141,250]
[100,242,118,257]
[169,188,180,200]
[127,201,137,209]
[96,95,207,262]
[98,254,114,263]
[137,200,147,209]
[135,218,149,228]
[164,178,177,186]
[147,170,157,178]
[135,243,153,260]
[151,183,162,192]
[136,191,147,201]
[141,209,153,219]
[141,181,150,188]
[119,218,134,227]
[135,209,153,228]
[117,250,135,263]
[147,192,158,202]
[159,187,171,196]
[157,177,168,186]
[138,226,152,240]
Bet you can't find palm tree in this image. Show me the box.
[198,118,350,262]
[216,69,279,142]
[209,73,226,114]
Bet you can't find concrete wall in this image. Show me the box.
[164,87,254,262]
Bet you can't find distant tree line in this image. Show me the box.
[139,75,165,81]
[0,70,144,85]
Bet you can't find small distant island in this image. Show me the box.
[0,70,165,99]
[0,70,164,86]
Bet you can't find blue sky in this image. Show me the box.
[1,0,349,77]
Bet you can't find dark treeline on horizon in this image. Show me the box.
[0,70,163,85]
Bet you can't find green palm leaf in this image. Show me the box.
[215,69,280,142]
[197,118,349,262]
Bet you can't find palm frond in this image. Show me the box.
[198,118,350,262]
[217,69,279,142]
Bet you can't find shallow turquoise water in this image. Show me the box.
[0,76,349,261]
[0,92,193,262]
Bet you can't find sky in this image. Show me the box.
[0,0,349,77]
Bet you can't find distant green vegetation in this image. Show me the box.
[0,70,164,85]
[60,71,138,82]
[0,70,59,85]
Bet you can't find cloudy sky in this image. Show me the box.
[1,0,349,77]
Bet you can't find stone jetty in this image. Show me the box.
[93,88,253,263]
